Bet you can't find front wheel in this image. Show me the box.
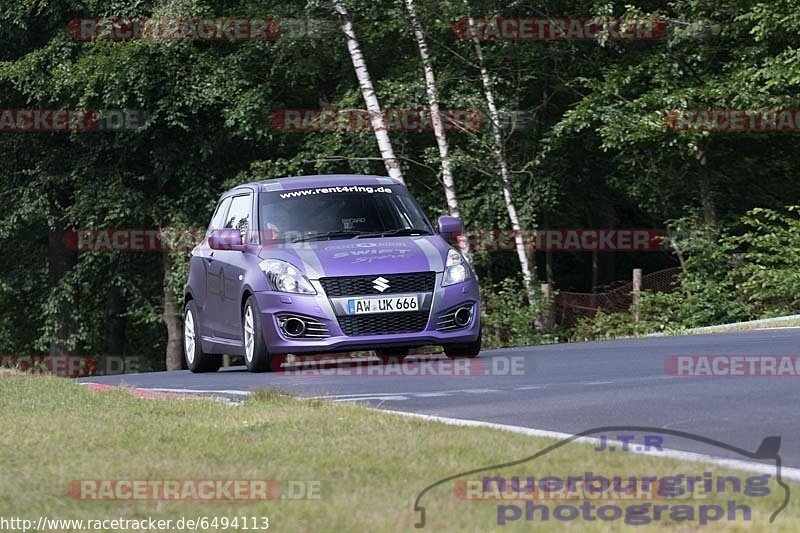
[243,297,271,372]
[444,331,482,359]
[184,301,222,373]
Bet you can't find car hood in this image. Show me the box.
[258,236,451,279]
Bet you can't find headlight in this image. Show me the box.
[442,248,472,286]
[259,259,316,294]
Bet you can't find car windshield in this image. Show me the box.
[259,185,434,243]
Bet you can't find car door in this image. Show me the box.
[200,196,232,338]
[216,191,254,340]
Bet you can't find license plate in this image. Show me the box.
[347,295,419,315]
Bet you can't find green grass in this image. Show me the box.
[0,375,797,531]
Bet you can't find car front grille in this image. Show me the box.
[320,271,435,297]
[337,312,430,336]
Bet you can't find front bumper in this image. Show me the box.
[252,274,480,355]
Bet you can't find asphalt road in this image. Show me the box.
[80,328,800,467]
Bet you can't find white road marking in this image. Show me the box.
[80,381,800,480]
[304,391,409,399]
[306,386,507,400]
[79,383,251,397]
[333,396,408,402]
[132,387,252,396]
[300,375,670,400]
[90,377,659,403]
[378,410,800,482]
[303,388,481,400]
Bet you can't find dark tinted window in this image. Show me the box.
[259,185,433,242]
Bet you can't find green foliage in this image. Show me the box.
[732,206,800,316]
[666,217,757,327]
[568,206,800,341]
[569,311,640,342]
[568,291,686,342]
[481,277,562,348]
[666,207,800,326]
[0,0,798,365]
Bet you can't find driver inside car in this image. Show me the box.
[262,203,291,242]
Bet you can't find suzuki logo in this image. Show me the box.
[372,276,390,292]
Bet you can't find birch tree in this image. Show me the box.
[404,0,470,257]
[466,15,536,302]
[331,0,404,183]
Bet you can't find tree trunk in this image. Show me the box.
[632,268,642,323]
[696,137,717,228]
[47,192,77,356]
[669,235,689,276]
[404,0,470,257]
[103,284,126,356]
[332,0,404,183]
[542,211,554,286]
[161,251,184,371]
[466,14,535,302]
[598,204,616,287]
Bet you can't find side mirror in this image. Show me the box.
[437,215,464,239]
[208,228,245,250]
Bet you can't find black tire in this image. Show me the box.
[184,301,222,373]
[375,347,409,365]
[243,296,271,372]
[444,331,482,359]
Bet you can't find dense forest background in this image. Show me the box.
[1,0,799,370]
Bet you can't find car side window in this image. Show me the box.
[224,194,253,242]
[207,197,232,237]
[224,195,251,230]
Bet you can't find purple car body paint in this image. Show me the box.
[183,175,481,372]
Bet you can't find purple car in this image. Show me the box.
[183,174,481,372]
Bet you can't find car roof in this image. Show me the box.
[231,174,403,193]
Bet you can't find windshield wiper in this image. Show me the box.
[374,228,433,237]
[289,230,369,243]
[353,228,433,239]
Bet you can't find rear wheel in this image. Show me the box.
[243,297,271,372]
[444,331,482,359]
[184,301,222,373]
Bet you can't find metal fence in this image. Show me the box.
[553,267,681,326]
